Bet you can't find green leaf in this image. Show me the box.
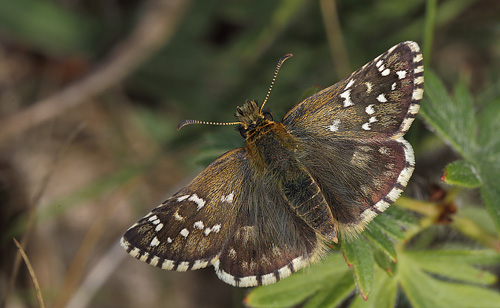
[405,249,500,265]
[420,71,500,234]
[406,250,498,285]
[419,71,476,161]
[364,223,397,262]
[443,160,481,188]
[303,271,355,308]
[479,174,500,234]
[342,237,374,300]
[369,214,405,240]
[399,252,500,308]
[382,206,419,226]
[373,249,397,276]
[0,0,97,55]
[245,253,350,308]
[349,267,397,308]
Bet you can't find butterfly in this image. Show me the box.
[121,41,424,287]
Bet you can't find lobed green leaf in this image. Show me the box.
[245,253,350,308]
[443,160,481,188]
[342,237,374,300]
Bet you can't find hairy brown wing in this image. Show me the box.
[121,148,325,287]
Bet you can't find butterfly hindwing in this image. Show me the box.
[215,172,325,286]
[295,136,414,234]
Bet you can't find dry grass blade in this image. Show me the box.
[13,238,46,308]
[320,0,351,78]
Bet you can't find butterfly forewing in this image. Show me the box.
[122,149,246,271]
[282,41,423,140]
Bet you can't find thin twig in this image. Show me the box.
[5,123,86,308]
[319,0,351,78]
[54,181,137,308]
[13,238,46,308]
[65,242,127,308]
[5,124,85,300]
[0,0,190,144]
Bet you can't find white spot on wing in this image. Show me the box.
[345,79,355,89]
[150,236,160,247]
[327,119,341,132]
[365,82,373,93]
[379,146,391,156]
[377,94,388,103]
[188,194,206,210]
[362,123,371,131]
[149,256,160,267]
[162,259,175,270]
[212,224,221,233]
[340,89,353,107]
[176,195,190,202]
[192,260,209,270]
[177,261,190,272]
[381,68,390,76]
[194,220,204,230]
[409,103,420,114]
[412,88,424,100]
[374,199,391,212]
[174,212,183,221]
[361,209,377,223]
[155,223,164,232]
[396,70,407,79]
[148,215,158,222]
[167,237,173,243]
[139,252,150,262]
[261,273,277,285]
[221,192,234,203]
[180,228,189,238]
[365,104,375,115]
[213,260,237,286]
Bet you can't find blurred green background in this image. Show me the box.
[1,0,499,307]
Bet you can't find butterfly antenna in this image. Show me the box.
[260,53,293,113]
[177,119,243,130]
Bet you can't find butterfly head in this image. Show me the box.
[235,100,274,138]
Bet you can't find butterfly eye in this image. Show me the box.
[237,125,247,138]
[263,110,274,121]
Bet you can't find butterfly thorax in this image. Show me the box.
[238,102,298,176]
[240,102,338,241]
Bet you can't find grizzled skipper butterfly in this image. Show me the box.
[121,41,424,287]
